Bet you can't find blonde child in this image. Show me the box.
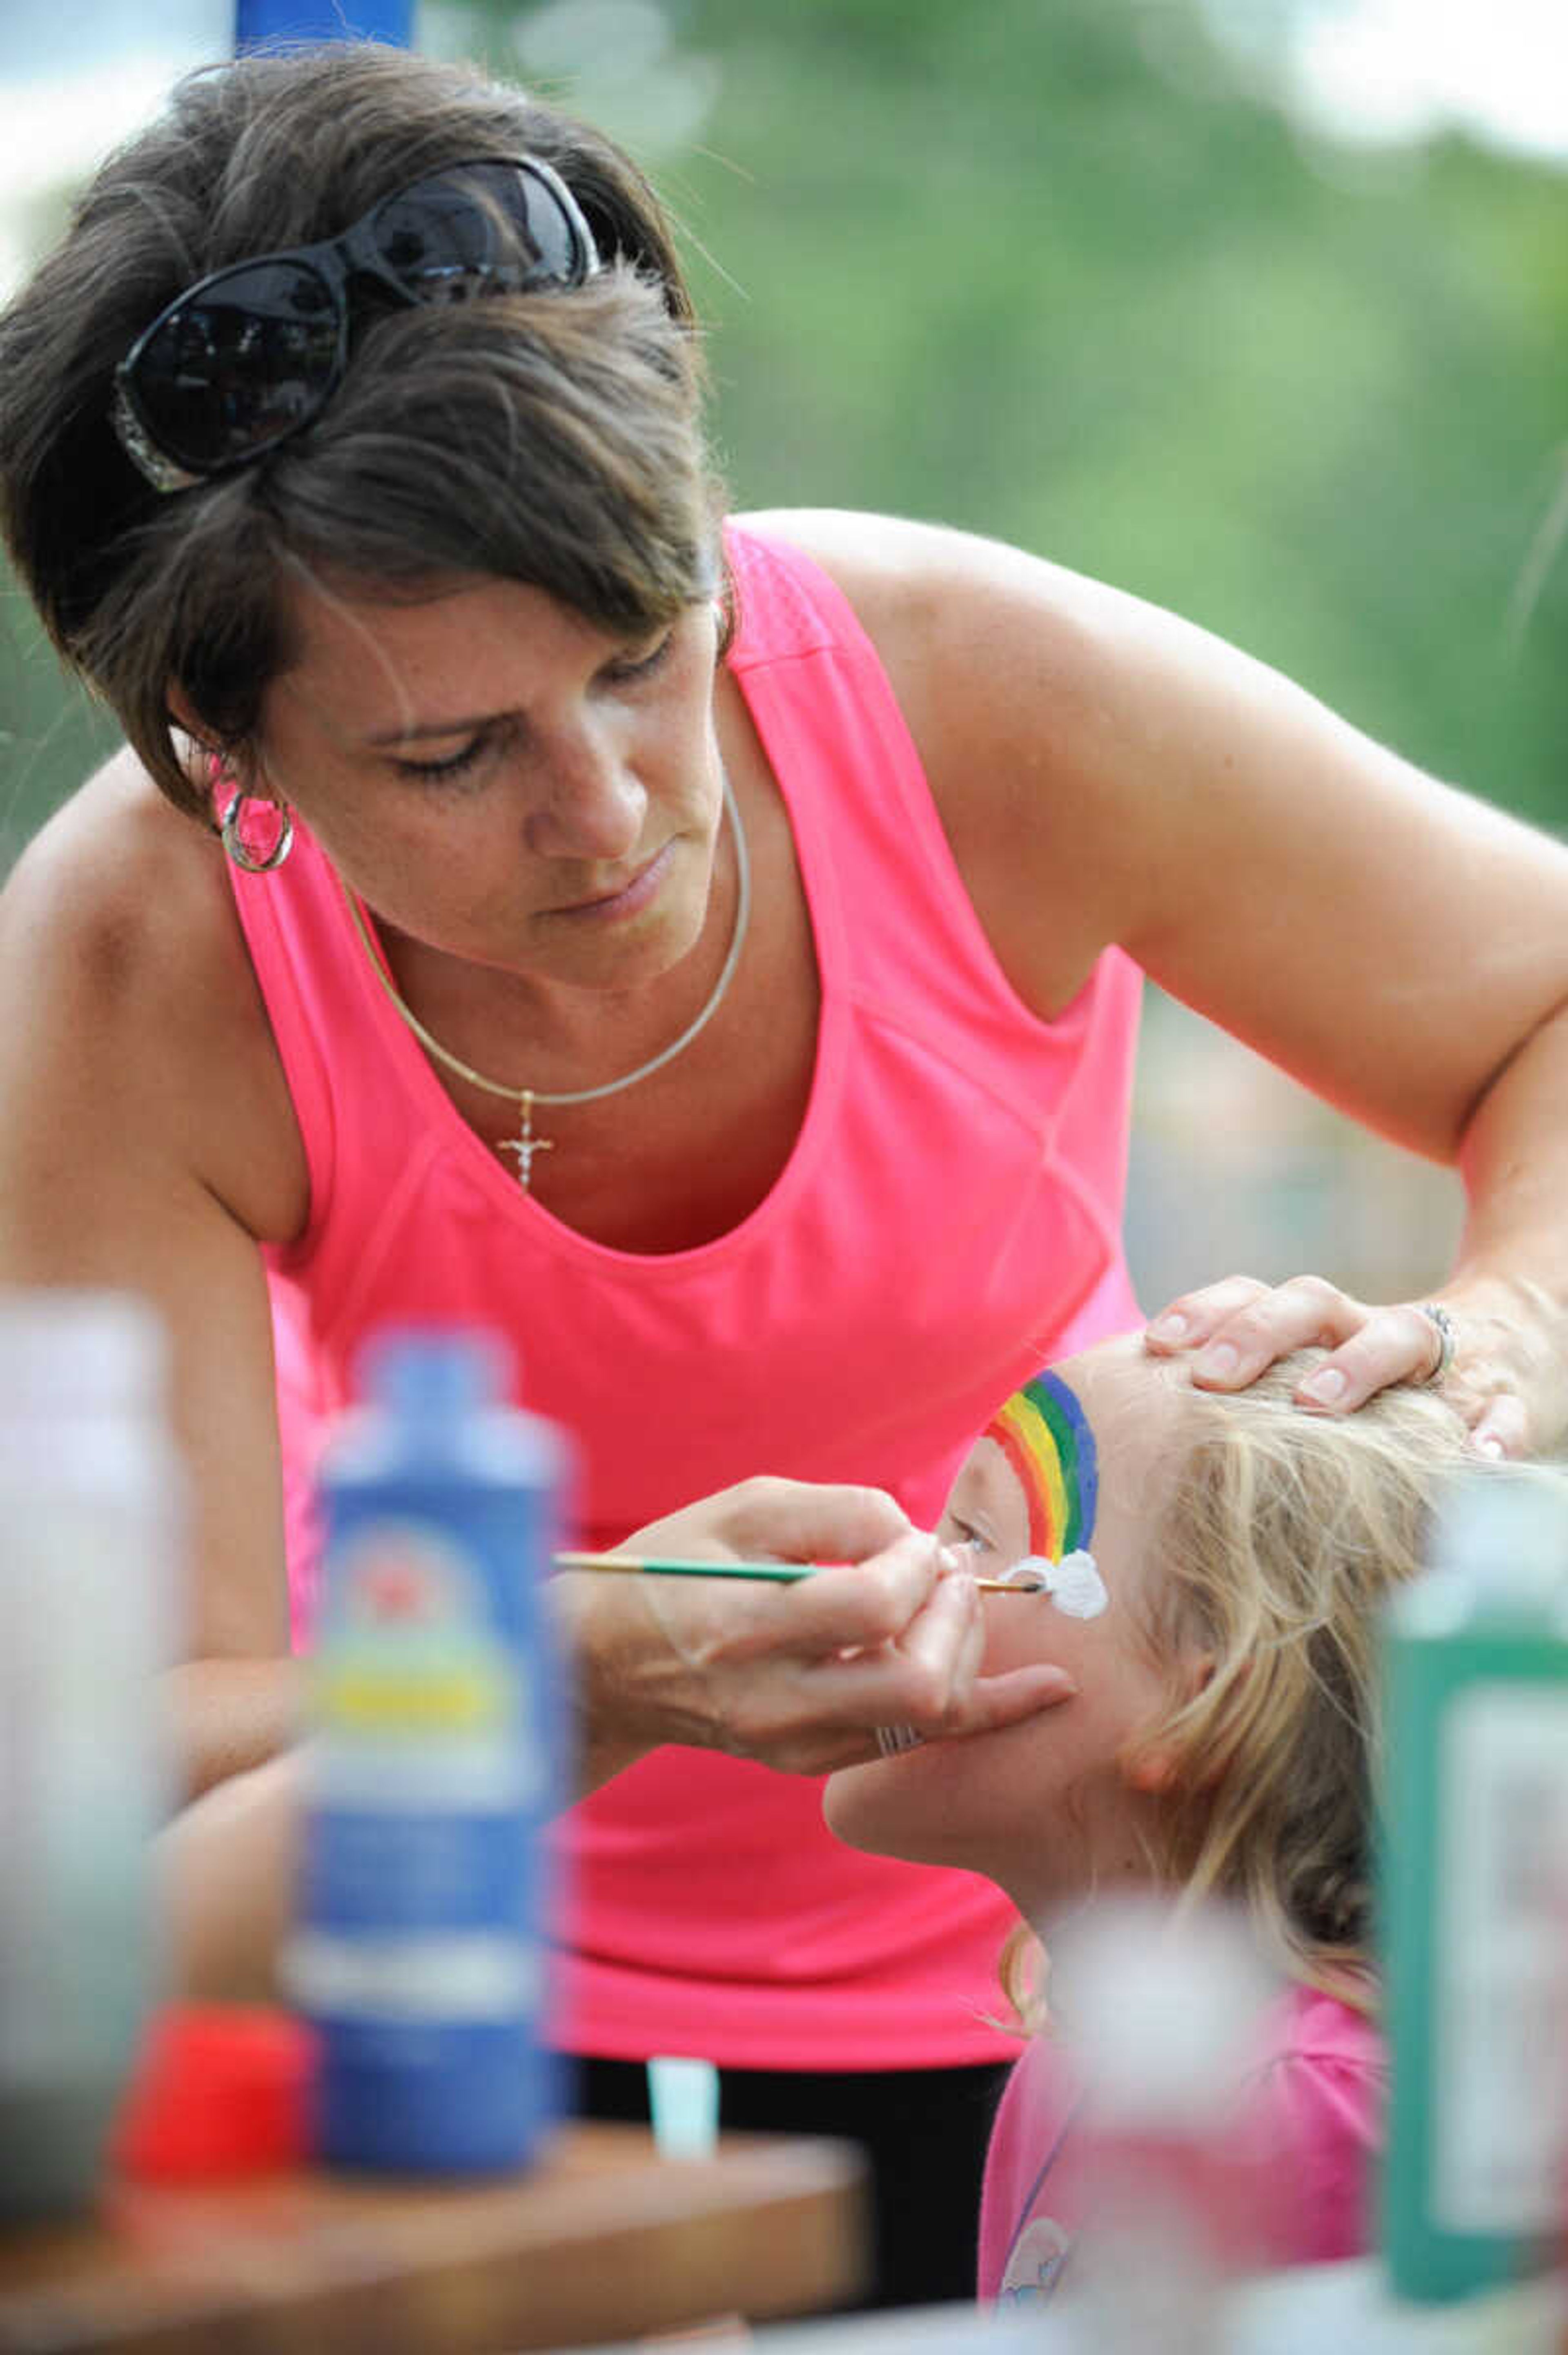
[824,1332,1563,2299]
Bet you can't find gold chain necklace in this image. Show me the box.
[339,773,751,1189]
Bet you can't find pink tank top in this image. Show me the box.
[230,524,1144,2068]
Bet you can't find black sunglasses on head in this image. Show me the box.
[111,156,599,494]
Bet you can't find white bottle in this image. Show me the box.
[1047,1896,1275,2353]
[0,1291,183,2215]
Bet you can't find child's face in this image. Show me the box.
[823,1333,1189,1921]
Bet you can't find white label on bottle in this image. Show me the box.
[284,1932,544,2020]
[1435,1683,1568,2232]
[307,1737,544,1812]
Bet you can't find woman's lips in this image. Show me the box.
[547,840,675,923]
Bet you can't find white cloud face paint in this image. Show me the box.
[1007,1550,1109,1620]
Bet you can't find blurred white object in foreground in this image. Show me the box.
[0,1290,183,2216]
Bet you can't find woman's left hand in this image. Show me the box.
[1143,1270,1568,1459]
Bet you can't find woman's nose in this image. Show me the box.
[523,735,648,862]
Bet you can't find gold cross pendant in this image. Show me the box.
[499,1090,555,1191]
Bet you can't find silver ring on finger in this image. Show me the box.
[1417,1302,1459,1385]
[875,1722,924,1759]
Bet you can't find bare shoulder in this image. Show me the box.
[0,748,305,1239]
[5,749,226,996]
[733,507,1147,811]
[0,753,305,1666]
[736,503,1377,796]
[736,506,1118,686]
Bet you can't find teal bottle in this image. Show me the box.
[1379,1468,1568,2300]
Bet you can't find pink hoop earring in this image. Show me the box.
[220,793,294,874]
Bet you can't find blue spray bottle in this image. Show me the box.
[1379,1465,1568,2300]
[288,1326,571,2173]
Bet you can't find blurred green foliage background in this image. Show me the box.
[3,0,1565,869]
[487,0,1568,829]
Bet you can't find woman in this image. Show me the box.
[1,42,1566,2305]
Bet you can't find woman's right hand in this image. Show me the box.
[554,1476,1078,1790]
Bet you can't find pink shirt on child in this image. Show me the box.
[978,1983,1386,2304]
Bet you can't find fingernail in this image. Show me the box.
[1194,1342,1238,1379]
[1298,1367,1348,1404]
[1149,1313,1188,1342]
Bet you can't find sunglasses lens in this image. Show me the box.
[372,163,586,302]
[131,261,340,470]
[118,160,594,484]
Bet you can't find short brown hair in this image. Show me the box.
[0,43,724,820]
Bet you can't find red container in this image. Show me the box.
[112,2005,315,2180]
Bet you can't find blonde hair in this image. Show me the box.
[1008,1353,1563,2025]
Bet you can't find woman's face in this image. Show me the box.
[252,572,724,987]
[824,1335,1193,1921]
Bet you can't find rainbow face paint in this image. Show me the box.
[984,1370,1099,1563]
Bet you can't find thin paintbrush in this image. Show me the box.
[552,1550,1043,1593]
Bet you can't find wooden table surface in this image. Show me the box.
[0,2123,869,2355]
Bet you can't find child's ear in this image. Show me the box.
[1118,1733,1227,1797]
[1117,1654,1218,1796]
[1120,1746,1184,1796]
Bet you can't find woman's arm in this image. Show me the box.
[756,508,1568,1451]
[0,758,308,1798]
[158,1750,304,2003]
